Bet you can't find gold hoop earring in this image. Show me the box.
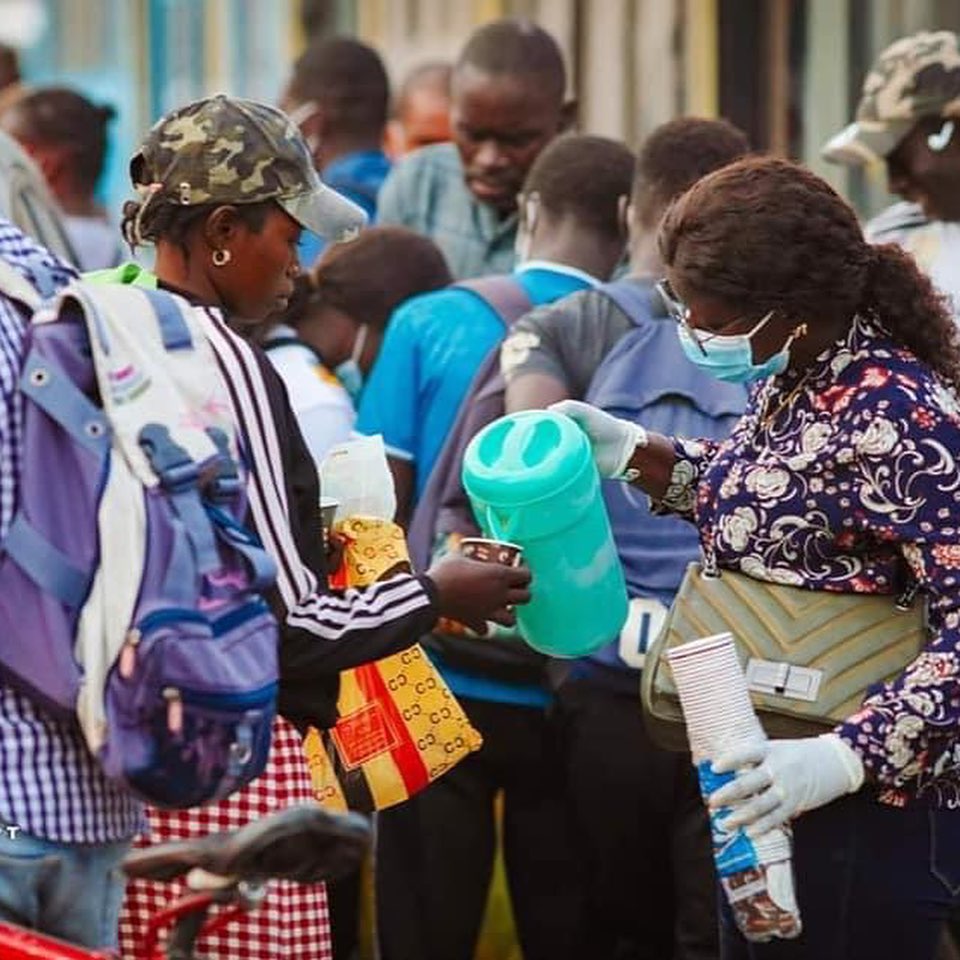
[212,249,231,267]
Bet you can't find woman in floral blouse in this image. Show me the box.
[556,156,960,959]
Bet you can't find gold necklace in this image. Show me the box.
[756,322,814,432]
[758,368,815,431]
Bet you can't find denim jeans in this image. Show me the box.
[720,789,960,960]
[0,829,131,949]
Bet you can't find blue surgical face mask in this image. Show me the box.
[335,324,367,402]
[677,311,800,384]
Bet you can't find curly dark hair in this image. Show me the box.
[658,155,960,387]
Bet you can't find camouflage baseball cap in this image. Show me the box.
[131,94,367,240]
[823,30,960,166]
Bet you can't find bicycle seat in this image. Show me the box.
[121,804,370,885]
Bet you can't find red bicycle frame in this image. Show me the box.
[0,888,254,960]
[0,922,114,959]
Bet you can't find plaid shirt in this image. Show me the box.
[377,143,518,280]
[0,220,143,843]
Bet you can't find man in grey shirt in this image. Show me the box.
[377,18,574,280]
[501,117,751,960]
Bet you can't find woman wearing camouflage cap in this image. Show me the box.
[823,30,960,312]
[97,94,530,960]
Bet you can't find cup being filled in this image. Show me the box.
[459,537,524,568]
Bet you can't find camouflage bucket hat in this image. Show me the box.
[823,30,960,166]
[131,93,367,240]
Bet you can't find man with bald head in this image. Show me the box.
[377,18,575,279]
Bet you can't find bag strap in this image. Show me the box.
[0,255,43,313]
[454,276,533,328]
[599,278,660,327]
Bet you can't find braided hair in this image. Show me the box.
[119,197,272,254]
[658,156,960,387]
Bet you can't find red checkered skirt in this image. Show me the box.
[118,717,332,960]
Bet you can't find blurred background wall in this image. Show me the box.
[3,0,960,241]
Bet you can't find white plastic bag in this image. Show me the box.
[320,434,397,521]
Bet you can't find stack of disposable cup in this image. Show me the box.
[667,632,802,942]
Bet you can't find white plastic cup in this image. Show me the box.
[666,631,801,941]
[666,632,765,761]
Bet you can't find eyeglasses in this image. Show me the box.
[655,279,775,356]
[655,278,709,355]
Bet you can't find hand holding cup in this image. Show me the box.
[427,540,531,636]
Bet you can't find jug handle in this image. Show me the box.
[485,506,514,542]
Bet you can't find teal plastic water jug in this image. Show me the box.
[462,410,629,658]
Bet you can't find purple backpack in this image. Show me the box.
[0,275,279,809]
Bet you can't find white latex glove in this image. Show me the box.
[550,400,647,479]
[707,734,865,837]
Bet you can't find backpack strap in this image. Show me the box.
[142,288,193,351]
[70,283,241,581]
[0,255,43,313]
[599,278,661,328]
[454,276,534,328]
[138,423,221,576]
[3,514,93,608]
[21,254,58,300]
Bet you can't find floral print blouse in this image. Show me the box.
[659,315,960,809]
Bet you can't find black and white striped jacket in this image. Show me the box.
[197,308,439,731]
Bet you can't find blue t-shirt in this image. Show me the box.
[357,263,598,501]
[299,150,391,267]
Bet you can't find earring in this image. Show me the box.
[212,249,232,267]
[928,120,955,153]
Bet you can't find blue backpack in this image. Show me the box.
[0,272,279,809]
[584,280,746,675]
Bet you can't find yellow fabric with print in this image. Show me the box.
[304,517,482,813]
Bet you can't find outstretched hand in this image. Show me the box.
[426,553,532,636]
[550,399,647,479]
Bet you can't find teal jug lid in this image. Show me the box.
[462,410,593,508]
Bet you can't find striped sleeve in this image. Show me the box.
[199,310,438,672]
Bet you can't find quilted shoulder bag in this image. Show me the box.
[641,558,928,751]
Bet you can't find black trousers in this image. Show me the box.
[720,791,960,960]
[375,696,584,960]
[555,678,720,960]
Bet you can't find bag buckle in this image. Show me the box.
[745,659,822,703]
[139,423,199,491]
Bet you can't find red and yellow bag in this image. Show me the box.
[305,517,482,813]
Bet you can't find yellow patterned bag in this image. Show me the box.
[305,516,483,812]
